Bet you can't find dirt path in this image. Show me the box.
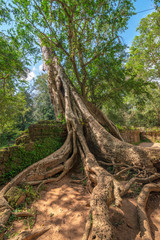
[32,177,90,240]
[139,142,160,148]
[5,142,160,239]
[7,174,90,240]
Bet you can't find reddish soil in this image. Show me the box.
[32,176,90,240]
[5,143,160,239]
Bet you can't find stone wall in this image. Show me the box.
[120,129,160,143]
[0,146,20,180]
[120,130,140,144]
[16,121,67,144]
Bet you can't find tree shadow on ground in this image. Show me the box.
[31,175,90,240]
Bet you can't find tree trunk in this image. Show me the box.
[1,43,160,240]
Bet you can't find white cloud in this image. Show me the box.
[25,66,37,81]
[32,66,36,72]
[26,71,36,81]
[25,62,44,82]
[39,64,43,72]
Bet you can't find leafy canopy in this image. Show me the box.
[1,0,136,105]
[0,33,30,132]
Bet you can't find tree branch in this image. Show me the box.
[84,53,102,66]
[77,43,88,97]
[53,0,72,19]
[33,0,70,57]
[33,0,54,36]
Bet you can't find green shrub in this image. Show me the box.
[0,129,22,149]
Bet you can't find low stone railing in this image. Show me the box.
[120,130,140,144]
[120,129,160,144]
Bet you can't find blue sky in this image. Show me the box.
[121,0,155,46]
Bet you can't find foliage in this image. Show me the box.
[0,34,28,83]
[0,23,46,136]
[116,9,160,127]
[15,90,34,131]
[1,0,160,131]
[23,184,39,204]
[0,33,30,133]
[0,92,29,132]
[0,129,23,148]
[104,83,160,128]
[0,73,56,148]
[1,136,64,184]
[0,89,32,147]
[154,0,160,8]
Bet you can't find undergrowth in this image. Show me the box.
[0,129,23,149]
[4,185,38,239]
[1,136,64,185]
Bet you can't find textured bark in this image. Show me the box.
[40,39,64,120]
[137,183,160,240]
[1,43,160,239]
[11,227,50,240]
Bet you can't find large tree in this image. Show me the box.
[1,1,160,240]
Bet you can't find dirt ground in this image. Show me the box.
[139,142,160,148]
[5,143,160,240]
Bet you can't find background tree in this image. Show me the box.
[32,73,55,121]
[126,10,160,81]
[0,34,30,146]
[116,9,160,128]
[104,84,160,128]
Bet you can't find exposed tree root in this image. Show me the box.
[137,183,160,240]
[11,227,50,240]
[82,210,92,240]
[114,166,142,178]
[120,173,160,197]
[12,212,34,218]
[0,130,73,197]
[70,176,87,184]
